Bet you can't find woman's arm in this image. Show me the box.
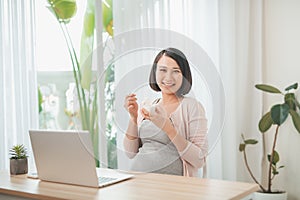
[123,94,141,158]
[123,117,140,158]
[162,101,208,168]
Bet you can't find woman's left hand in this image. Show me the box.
[141,105,169,130]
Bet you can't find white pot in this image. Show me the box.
[253,191,287,200]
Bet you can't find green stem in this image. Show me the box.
[91,119,99,167]
[268,125,280,192]
[64,25,90,129]
[59,23,86,129]
[92,88,99,167]
[91,88,97,130]
[243,148,267,192]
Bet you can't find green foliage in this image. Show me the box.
[267,150,283,176]
[290,109,300,133]
[239,143,245,152]
[38,87,43,113]
[47,0,117,168]
[240,82,300,193]
[258,112,273,132]
[9,144,28,160]
[102,0,113,35]
[47,0,99,166]
[47,0,77,22]
[239,135,258,153]
[80,0,95,90]
[255,84,282,94]
[270,104,289,125]
[267,150,279,165]
[105,62,117,169]
[285,82,298,91]
[257,82,300,133]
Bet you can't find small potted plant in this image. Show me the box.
[239,83,300,200]
[9,144,28,175]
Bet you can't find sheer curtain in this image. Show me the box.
[113,0,264,182]
[0,0,38,170]
[218,0,264,182]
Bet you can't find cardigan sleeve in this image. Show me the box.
[123,110,143,159]
[123,136,141,159]
[178,100,208,168]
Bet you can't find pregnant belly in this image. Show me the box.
[130,144,182,175]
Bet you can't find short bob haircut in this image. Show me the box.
[149,47,192,96]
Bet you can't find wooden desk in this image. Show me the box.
[0,170,258,200]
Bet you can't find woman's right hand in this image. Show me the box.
[124,93,138,120]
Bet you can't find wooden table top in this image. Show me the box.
[0,170,259,200]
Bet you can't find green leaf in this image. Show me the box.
[289,109,300,133]
[103,0,113,35]
[244,139,258,145]
[80,39,93,90]
[296,100,300,111]
[285,82,298,91]
[278,165,285,169]
[268,150,280,165]
[83,12,95,37]
[239,144,245,152]
[259,112,273,132]
[271,104,289,125]
[273,171,279,175]
[255,84,282,94]
[285,93,296,110]
[273,150,280,164]
[9,144,28,159]
[48,0,77,22]
[38,87,43,113]
[105,63,115,83]
[80,0,95,90]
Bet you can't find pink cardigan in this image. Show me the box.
[123,97,208,177]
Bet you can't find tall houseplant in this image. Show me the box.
[239,83,300,195]
[47,0,99,165]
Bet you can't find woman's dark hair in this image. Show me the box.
[149,47,192,96]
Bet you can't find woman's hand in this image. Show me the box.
[124,94,138,121]
[141,105,169,130]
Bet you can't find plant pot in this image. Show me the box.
[10,158,28,175]
[253,191,287,200]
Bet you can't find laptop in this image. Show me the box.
[29,129,133,188]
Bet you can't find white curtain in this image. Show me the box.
[218,0,264,182]
[0,0,38,170]
[113,0,264,182]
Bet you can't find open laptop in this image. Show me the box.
[29,129,133,188]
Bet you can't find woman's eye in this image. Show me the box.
[160,69,167,72]
[173,70,181,73]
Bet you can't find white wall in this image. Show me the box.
[264,1,300,199]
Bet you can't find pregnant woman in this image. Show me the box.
[123,47,208,177]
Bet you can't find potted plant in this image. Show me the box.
[239,82,300,200]
[9,144,28,175]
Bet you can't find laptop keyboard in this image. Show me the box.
[98,176,117,184]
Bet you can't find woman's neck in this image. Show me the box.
[161,93,182,105]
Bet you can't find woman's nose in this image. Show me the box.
[165,71,173,80]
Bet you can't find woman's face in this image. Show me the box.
[155,55,183,95]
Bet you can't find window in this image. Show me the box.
[35,0,117,168]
